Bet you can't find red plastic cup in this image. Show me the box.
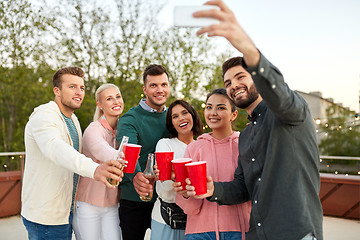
[155,152,174,181]
[123,144,141,173]
[185,161,207,195]
[171,158,192,188]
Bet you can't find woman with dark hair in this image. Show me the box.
[174,89,251,240]
[151,100,203,240]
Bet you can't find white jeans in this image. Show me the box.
[72,201,121,240]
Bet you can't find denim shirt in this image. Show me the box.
[209,54,323,240]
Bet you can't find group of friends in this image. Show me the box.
[20,1,323,240]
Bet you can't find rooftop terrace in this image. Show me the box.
[0,215,359,240]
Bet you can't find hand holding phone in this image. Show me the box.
[173,5,220,28]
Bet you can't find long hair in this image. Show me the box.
[93,83,120,122]
[166,100,203,138]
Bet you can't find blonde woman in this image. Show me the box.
[73,83,125,240]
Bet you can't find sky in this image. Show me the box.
[158,0,360,112]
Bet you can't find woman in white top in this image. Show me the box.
[151,100,203,240]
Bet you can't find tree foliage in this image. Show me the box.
[0,0,54,153]
[0,0,51,67]
[319,104,360,156]
[0,0,241,170]
[46,0,228,129]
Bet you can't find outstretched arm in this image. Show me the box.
[195,0,260,67]
[196,0,309,124]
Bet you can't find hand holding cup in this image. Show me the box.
[184,176,215,199]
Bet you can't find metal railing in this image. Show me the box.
[319,156,360,176]
[0,152,26,172]
[0,152,359,174]
[1,152,359,159]
[320,156,360,161]
[0,152,26,157]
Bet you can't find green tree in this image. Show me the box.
[0,65,54,171]
[202,51,249,132]
[319,104,360,156]
[0,0,54,152]
[50,0,229,127]
[111,0,166,111]
[50,0,167,126]
[0,0,241,160]
[151,27,215,98]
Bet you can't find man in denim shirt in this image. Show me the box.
[182,1,323,239]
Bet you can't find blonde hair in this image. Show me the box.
[93,83,121,122]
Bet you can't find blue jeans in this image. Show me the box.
[22,212,73,240]
[185,231,244,240]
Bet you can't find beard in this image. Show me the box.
[61,98,82,111]
[233,85,259,109]
[147,95,168,109]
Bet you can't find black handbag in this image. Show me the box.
[159,198,187,230]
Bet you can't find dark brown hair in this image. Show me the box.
[222,57,245,78]
[143,64,169,85]
[166,100,203,138]
[206,88,236,112]
[52,67,84,89]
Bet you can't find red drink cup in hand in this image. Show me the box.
[155,152,174,181]
[123,144,141,173]
[171,158,192,189]
[185,161,207,195]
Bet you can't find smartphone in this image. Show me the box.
[173,5,220,28]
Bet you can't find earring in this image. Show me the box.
[100,108,103,110]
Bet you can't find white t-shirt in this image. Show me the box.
[151,138,187,224]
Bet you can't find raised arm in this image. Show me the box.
[196,0,309,124]
[244,54,309,124]
[195,0,260,67]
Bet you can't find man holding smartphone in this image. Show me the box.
[176,1,323,240]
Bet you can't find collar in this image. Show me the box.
[98,118,116,138]
[139,99,167,113]
[60,111,71,119]
[247,101,266,122]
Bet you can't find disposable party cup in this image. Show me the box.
[185,161,207,195]
[123,144,142,173]
[155,152,174,181]
[171,158,192,188]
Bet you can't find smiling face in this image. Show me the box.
[143,73,170,112]
[53,74,85,117]
[204,94,237,131]
[171,104,194,137]
[223,65,260,111]
[97,87,124,119]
